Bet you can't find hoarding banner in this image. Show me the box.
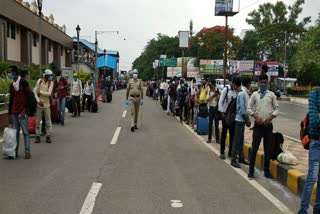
[215,0,233,15]
[167,67,182,78]
[255,61,279,77]
[229,60,254,76]
[200,59,224,74]
[179,31,189,48]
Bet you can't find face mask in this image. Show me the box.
[133,74,138,79]
[259,84,267,93]
[48,76,53,81]
[8,72,14,79]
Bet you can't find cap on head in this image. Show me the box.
[43,69,53,77]
[132,69,138,74]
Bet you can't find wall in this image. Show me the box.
[32,41,39,64]
[7,30,21,62]
[60,47,66,68]
[48,49,53,64]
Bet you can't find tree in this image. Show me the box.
[291,14,320,85]
[243,0,311,65]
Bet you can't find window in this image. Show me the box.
[48,40,52,52]
[7,23,10,38]
[61,47,64,56]
[10,23,16,40]
[33,33,37,47]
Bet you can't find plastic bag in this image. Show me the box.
[2,127,17,158]
[277,144,298,165]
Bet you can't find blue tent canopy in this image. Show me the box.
[96,55,117,69]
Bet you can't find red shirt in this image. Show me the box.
[9,80,29,115]
[53,77,68,98]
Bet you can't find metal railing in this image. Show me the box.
[0,93,10,110]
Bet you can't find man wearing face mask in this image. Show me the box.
[71,73,83,117]
[126,69,144,132]
[8,66,32,159]
[53,70,69,126]
[33,69,54,144]
[247,74,279,179]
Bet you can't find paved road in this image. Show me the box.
[273,101,307,141]
[0,90,301,214]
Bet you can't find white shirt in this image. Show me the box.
[190,86,198,96]
[247,90,279,121]
[218,86,237,113]
[207,90,217,107]
[160,82,166,90]
[84,83,95,97]
[71,79,82,96]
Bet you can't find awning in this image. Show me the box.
[97,55,117,69]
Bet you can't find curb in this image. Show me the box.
[224,134,316,205]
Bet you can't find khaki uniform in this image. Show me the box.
[127,79,143,127]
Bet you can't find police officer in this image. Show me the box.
[126,69,144,132]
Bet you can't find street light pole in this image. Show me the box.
[76,25,81,76]
[283,31,287,95]
[37,0,43,77]
[223,15,228,86]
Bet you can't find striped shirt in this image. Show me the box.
[308,88,320,139]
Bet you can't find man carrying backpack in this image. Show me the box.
[230,77,251,168]
[33,69,54,144]
[298,87,320,214]
[218,78,238,159]
[247,74,279,179]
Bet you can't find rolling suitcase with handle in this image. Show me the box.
[197,117,208,135]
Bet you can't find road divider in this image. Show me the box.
[79,182,102,214]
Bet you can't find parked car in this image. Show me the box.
[216,79,230,92]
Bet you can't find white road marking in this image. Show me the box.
[171,200,183,208]
[79,182,102,214]
[283,134,300,143]
[180,120,293,214]
[122,110,127,118]
[110,127,122,145]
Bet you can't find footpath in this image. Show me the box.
[191,96,315,205]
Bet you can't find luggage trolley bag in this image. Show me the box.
[107,92,112,103]
[197,117,208,135]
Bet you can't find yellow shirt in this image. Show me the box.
[199,86,208,103]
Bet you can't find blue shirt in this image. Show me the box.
[235,91,247,122]
[308,88,320,139]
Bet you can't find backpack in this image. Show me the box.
[300,114,309,150]
[224,96,237,127]
[300,89,319,150]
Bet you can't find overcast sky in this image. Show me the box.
[26,0,319,71]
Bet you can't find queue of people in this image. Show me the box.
[5,66,101,159]
[149,71,280,180]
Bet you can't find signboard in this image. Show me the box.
[200,59,224,74]
[179,31,189,48]
[167,67,182,77]
[229,60,254,76]
[186,58,199,78]
[154,60,159,67]
[255,61,279,77]
[160,58,177,67]
[215,0,233,15]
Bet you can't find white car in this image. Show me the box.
[216,79,230,92]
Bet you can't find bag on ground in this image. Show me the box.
[198,103,208,118]
[107,92,112,103]
[66,97,74,113]
[277,144,298,165]
[2,127,17,158]
[50,98,59,123]
[28,117,36,134]
[270,132,284,160]
[91,101,98,113]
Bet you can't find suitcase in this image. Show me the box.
[91,101,98,113]
[50,99,60,123]
[162,96,168,110]
[28,117,36,134]
[66,97,74,113]
[270,132,284,160]
[197,117,209,135]
[107,92,112,103]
